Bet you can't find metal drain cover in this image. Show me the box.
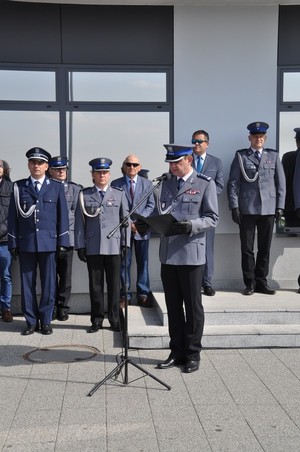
[23,344,100,363]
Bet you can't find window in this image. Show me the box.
[68,71,167,103]
[0,66,172,183]
[0,70,56,102]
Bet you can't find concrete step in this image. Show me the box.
[127,290,300,349]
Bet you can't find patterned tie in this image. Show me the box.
[177,178,184,190]
[197,156,203,173]
[255,150,261,162]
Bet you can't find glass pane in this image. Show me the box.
[0,70,56,102]
[0,110,59,181]
[67,111,169,187]
[283,72,300,102]
[279,111,300,158]
[69,72,166,102]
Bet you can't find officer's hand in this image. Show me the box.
[77,248,87,263]
[296,208,300,219]
[135,219,150,236]
[57,246,68,259]
[275,208,284,223]
[231,208,241,225]
[167,221,192,236]
[10,248,18,261]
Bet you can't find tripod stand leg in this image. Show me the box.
[127,359,171,390]
[87,360,125,396]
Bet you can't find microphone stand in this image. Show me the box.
[88,176,171,396]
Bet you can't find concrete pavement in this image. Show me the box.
[1,314,300,451]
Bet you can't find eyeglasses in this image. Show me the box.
[125,162,140,167]
[191,139,208,145]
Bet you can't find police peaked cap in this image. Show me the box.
[164,144,193,162]
[294,128,300,138]
[49,156,69,168]
[247,122,269,134]
[89,158,113,171]
[26,147,51,162]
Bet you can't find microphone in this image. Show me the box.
[152,172,171,182]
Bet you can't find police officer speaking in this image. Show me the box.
[8,147,69,335]
[227,122,286,296]
[137,144,218,373]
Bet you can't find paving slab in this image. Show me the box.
[1,315,300,451]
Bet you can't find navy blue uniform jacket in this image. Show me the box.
[8,177,69,252]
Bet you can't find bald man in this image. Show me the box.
[112,155,155,308]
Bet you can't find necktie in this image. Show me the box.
[177,178,184,190]
[197,156,203,173]
[129,179,134,202]
[34,181,39,193]
[99,190,105,201]
[255,151,261,162]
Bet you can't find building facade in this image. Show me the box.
[1,1,300,308]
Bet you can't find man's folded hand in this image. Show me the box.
[77,248,87,263]
[10,248,18,260]
[135,219,150,236]
[166,221,192,236]
[231,208,241,225]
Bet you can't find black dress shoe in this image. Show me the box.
[255,285,276,295]
[87,322,103,333]
[41,324,53,335]
[203,286,216,296]
[243,285,255,295]
[156,354,185,369]
[184,360,200,373]
[21,324,37,336]
[57,309,69,321]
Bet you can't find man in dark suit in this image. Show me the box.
[112,155,155,308]
[7,147,69,335]
[282,127,300,292]
[48,156,81,321]
[191,129,224,296]
[227,122,286,296]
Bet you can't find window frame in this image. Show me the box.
[0,63,174,164]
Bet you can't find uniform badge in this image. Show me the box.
[186,189,200,195]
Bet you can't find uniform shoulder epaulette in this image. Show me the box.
[197,173,211,181]
[81,186,93,192]
[69,181,82,187]
[15,179,27,184]
[236,148,248,154]
[265,148,277,153]
[112,185,123,191]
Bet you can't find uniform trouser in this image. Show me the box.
[202,227,215,288]
[87,254,120,325]
[120,237,150,299]
[56,247,73,311]
[19,251,56,326]
[0,243,12,310]
[161,263,204,362]
[239,214,275,287]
